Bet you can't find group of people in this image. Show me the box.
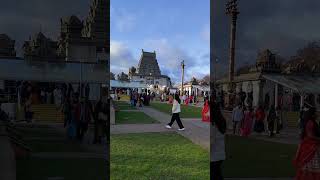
[61,92,109,144]
[129,90,151,107]
[232,104,283,137]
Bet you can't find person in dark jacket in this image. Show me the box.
[267,105,277,137]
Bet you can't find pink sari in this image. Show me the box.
[240,111,254,136]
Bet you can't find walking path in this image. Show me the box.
[142,107,209,149]
[111,104,210,150]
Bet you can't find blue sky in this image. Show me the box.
[110,0,210,84]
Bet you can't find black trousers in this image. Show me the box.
[233,121,239,134]
[168,113,184,129]
[77,122,88,141]
[211,161,224,180]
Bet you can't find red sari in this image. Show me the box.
[240,110,254,137]
[294,120,320,180]
[202,100,210,122]
[185,97,189,105]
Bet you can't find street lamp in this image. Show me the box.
[181,60,185,96]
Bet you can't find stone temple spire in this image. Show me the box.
[82,0,109,51]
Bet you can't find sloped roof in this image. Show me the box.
[262,74,320,94]
[216,72,262,84]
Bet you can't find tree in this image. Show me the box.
[287,41,320,69]
[110,72,116,80]
[190,77,199,85]
[200,75,210,85]
[117,72,129,81]
[129,66,136,76]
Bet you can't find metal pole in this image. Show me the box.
[181,60,185,96]
[80,60,82,99]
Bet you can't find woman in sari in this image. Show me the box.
[202,98,210,122]
[240,106,254,137]
[294,107,320,180]
[254,105,265,133]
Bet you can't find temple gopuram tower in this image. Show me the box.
[137,49,161,76]
[82,0,109,52]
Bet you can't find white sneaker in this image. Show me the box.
[178,128,185,131]
[165,125,172,129]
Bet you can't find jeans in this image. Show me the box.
[168,113,184,129]
[211,160,224,180]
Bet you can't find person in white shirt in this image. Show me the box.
[165,94,185,131]
[211,103,226,180]
[232,104,244,135]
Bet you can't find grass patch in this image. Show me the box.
[115,111,158,124]
[150,102,202,118]
[223,135,297,178]
[111,132,209,180]
[17,157,107,180]
[114,101,136,110]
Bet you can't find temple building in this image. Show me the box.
[216,49,320,114]
[23,32,59,61]
[22,0,110,63]
[129,49,172,90]
[0,34,16,58]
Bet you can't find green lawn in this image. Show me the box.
[114,101,136,110]
[223,135,297,178]
[111,132,209,180]
[17,157,108,180]
[115,111,158,124]
[150,102,202,118]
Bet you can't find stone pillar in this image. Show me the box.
[275,83,279,108]
[110,103,115,125]
[300,93,305,110]
[258,80,264,107]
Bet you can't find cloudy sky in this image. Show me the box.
[0,0,91,57]
[111,0,210,84]
[212,0,320,76]
[1,1,320,82]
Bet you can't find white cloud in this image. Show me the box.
[110,38,210,83]
[111,7,136,32]
[110,40,137,75]
[143,38,209,83]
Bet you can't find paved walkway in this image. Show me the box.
[141,107,209,150]
[48,123,108,156]
[111,102,210,149]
